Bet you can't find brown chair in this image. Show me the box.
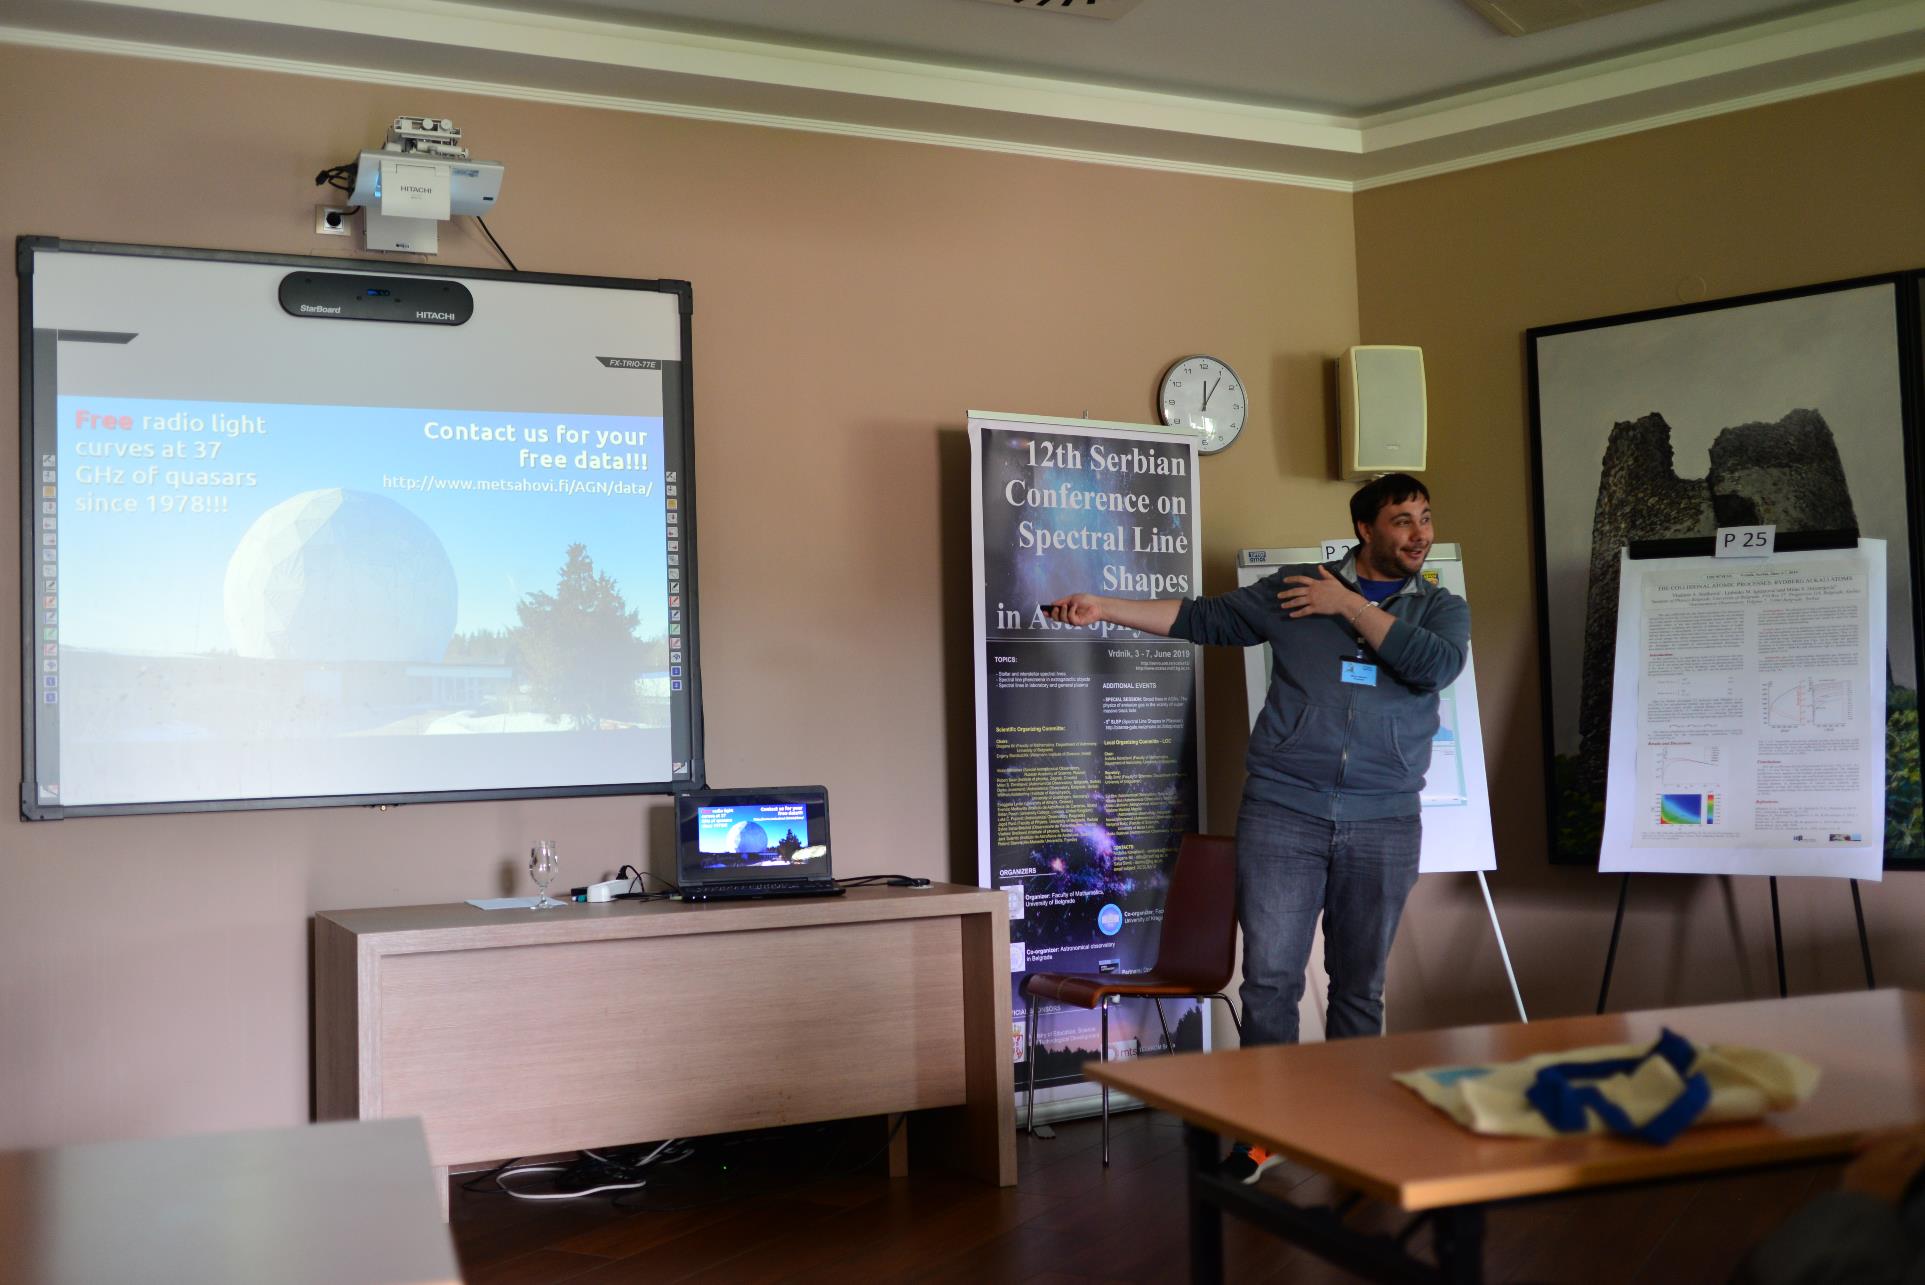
[1020,832,1241,1166]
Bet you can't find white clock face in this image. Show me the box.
[1158,355,1246,454]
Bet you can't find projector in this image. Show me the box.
[342,114,506,253]
[348,153,503,218]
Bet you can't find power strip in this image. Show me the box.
[576,877,639,903]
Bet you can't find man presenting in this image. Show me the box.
[1048,473,1468,1128]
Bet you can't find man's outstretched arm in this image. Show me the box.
[1045,594,1181,636]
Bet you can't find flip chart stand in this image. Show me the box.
[1480,870,1529,1022]
[1594,531,1878,1012]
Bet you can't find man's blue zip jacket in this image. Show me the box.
[1171,549,1470,821]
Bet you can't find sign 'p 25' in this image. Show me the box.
[1715,525,1776,558]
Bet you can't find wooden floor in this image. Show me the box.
[449,1110,1838,1284]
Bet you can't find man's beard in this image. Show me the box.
[1365,541,1418,579]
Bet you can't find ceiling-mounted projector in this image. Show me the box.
[344,116,505,255]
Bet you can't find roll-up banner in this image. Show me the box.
[969,411,1205,1112]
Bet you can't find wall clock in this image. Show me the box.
[1158,355,1245,454]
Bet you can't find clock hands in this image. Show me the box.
[1201,376,1219,411]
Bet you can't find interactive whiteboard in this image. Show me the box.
[19,238,701,817]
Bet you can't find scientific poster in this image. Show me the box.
[969,412,1204,1098]
[1600,542,1886,880]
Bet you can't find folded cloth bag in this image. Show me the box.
[1393,1028,1820,1143]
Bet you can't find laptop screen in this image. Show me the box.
[675,786,833,888]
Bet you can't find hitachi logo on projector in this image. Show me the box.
[397,184,436,195]
[415,310,457,321]
[298,304,343,314]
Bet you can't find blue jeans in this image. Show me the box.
[1236,795,1421,1046]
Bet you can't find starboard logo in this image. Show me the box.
[299,304,343,314]
[1247,550,1267,563]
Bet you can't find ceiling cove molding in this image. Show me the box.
[0,24,1357,192]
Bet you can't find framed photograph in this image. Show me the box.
[1528,275,1924,867]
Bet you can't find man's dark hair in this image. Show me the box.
[1350,472,1430,533]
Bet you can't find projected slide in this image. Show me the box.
[23,242,697,813]
[53,395,669,800]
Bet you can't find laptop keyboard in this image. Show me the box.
[686,880,844,901]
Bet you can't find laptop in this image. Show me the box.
[674,785,845,902]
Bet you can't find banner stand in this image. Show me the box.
[971,410,1210,1129]
[1593,531,1880,1012]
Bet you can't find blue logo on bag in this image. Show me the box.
[1524,1028,1708,1145]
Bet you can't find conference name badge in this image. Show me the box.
[1341,660,1377,687]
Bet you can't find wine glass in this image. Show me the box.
[529,840,560,909]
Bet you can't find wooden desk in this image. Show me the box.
[1087,990,1925,1283]
[316,885,1014,1210]
[0,1118,456,1285]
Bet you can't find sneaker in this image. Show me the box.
[1217,1145,1282,1185]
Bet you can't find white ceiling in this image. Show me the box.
[5,0,1924,187]
[462,0,1845,113]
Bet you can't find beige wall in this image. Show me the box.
[1357,73,1925,1029]
[0,45,1361,1147]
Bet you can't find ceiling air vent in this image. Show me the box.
[1460,0,1665,36]
[967,0,1146,19]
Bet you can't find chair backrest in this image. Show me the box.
[1149,833,1238,991]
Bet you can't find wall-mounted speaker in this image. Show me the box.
[1338,345,1426,480]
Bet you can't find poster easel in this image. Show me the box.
[1594,870,1875,1011]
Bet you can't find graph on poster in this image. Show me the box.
[1763,676,1853,728]
[1652,743,1723,790]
